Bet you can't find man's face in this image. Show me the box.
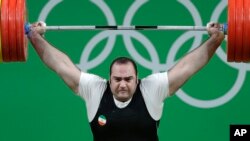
[110,62,138,102]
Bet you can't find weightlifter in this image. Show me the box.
[27,21,224,141]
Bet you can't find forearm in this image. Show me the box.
[180,34,223,74]
[28,31,72,74]
[168,33,224,95]
[28,31,81,92]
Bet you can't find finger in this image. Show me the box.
[38,21,46,27]
[206,22,215,28]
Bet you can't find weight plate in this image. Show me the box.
[1,0,10,62]
[227,0,236,62]
[234,0,244,62]
[243,0,250,62]
[9,0,17,61]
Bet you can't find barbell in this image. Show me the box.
[0,0,249,63]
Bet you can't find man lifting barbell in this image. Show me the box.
[26,21,224,141]
[1,0,249,63]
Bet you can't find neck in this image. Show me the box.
[113,96,132,108]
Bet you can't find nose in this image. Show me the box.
[119,80,127,88]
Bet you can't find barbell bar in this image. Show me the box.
[0,0,249,63]
[44,25,212,31]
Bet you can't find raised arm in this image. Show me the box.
[27,22,81,93]
[167,22,225,96]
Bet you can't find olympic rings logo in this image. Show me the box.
[38,0,249,108]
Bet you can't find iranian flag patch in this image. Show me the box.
[98,115,107,126]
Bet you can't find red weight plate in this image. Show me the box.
[23,0,28,61]
[234,0,244,62]
[16,0,27,61]
[21,0,27,61]
[16,0,22,61]
[243,0,250,62]
[227,0,236,62]
[9,0,17,61]
[1,0,10,62]
[0,0,2,63]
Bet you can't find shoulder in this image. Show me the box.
[140,72,168,85]
[78,72,108,97]
[139,72,170,103]
[80,72,107,85]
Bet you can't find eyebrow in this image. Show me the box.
[112,76,134,80]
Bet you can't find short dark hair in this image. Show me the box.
[109,57,138,76]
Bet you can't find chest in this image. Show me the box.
[90,90,159,139]
[96,101,154,130]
